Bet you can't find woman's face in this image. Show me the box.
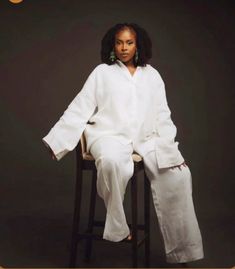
[114,27,137,65]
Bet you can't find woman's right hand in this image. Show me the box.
[49,147,56,160]
[44,142,56,160]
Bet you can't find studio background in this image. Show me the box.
[0,0,234,268]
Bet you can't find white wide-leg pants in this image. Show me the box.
[90,136,204,263]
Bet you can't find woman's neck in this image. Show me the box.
[123,59,135,68]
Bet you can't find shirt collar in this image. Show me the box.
[116,59,125,67]
[115,59,141,81]
[116,59,141,70]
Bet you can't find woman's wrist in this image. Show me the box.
[48,147,56,160]
[44,142,56,160]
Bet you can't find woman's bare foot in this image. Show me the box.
[127,234,132,240]
[120,233,132,242]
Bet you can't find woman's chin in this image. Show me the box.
[118,57,133,64]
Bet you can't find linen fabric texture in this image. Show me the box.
[42,59,204,263]
[42,59,184,169]
[90,136,204,263]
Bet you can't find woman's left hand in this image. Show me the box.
[170,161,187,170]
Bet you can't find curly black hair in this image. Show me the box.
[101,23,152,67]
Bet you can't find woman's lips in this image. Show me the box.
[121,54,129,57]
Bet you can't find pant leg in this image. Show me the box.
[142,149,204,263]
[90,137,134,242]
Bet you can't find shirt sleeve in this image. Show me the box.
[42,67,98,161]
[155,74,177,142]
[154,71,185,168]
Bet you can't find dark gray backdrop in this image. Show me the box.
[0,0,234,268]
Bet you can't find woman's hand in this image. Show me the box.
[49,147,56,160]
[44,143,56,160]
[170,161,187,170]
[51,151,56,160]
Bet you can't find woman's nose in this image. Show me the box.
[121,44,127,51]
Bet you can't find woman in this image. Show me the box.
[42,23,204,264]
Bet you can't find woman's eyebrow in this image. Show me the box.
[116,39,134,42]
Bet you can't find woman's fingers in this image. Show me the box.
[171,161,187,170]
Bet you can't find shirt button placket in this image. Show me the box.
[129,82,137,142]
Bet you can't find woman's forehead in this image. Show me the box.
[115,27,136,40]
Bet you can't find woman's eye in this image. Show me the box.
[115,41,133,45]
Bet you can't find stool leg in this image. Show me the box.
[131,170,138,268]
[144,172,150,267]
[69,157,83,268]
[84,169,97,261]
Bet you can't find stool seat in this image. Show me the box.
[69,133,151,268]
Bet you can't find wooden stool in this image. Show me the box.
[69,133,151,268]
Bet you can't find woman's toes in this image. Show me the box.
[127,234,132,240]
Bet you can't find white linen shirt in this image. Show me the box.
[42,59,185,168]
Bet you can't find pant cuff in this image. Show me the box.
[103,229,130,242]
[166,244,204,263]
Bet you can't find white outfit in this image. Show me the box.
[42,59,184,169]
[90,136,204,263]
[42,59,204,263]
